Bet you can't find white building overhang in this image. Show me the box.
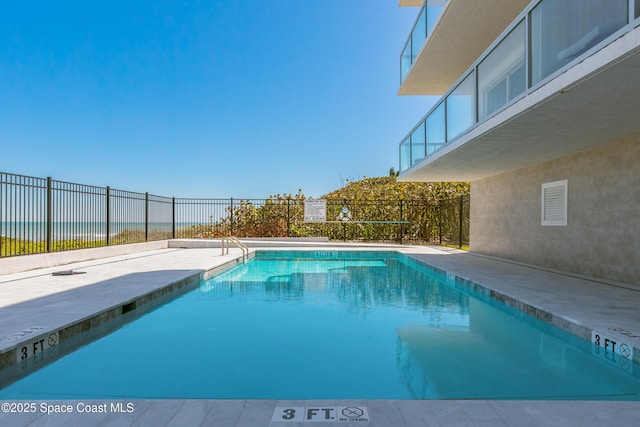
[399,0,530,95]
[399,26,640,182]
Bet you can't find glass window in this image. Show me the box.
[411,7,427,64]
[410,122,426,165]
[446,71,475,141]
[400,137,411,172]
[530,0,627,86]
[426,102,445,155]
[636,0,640,18]
[426,1,446,37]
[478,20,526,121]
[401,42,412,84]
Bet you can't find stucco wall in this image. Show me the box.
[470,136,640,284]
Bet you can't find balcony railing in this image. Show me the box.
[400,0,447,84]
[399,0,635,172]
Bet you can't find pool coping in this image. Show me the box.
[0,240,639,425]
[0,248,247,374]
[401,254,635,359]
[2,241,639,374]
[0,242,403,376]
[397,249,640,370]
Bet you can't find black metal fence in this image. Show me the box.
[0,171,469,258]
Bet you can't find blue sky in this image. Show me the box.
[1,0,432,198]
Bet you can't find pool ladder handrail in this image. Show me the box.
[221,236,249,261]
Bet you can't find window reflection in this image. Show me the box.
[411,8,427,65]
[411,123,426,165]
[446,72,475,141]
[426,103,445,155]
[530,0,627,85]
[400,137,412,172]
[478,21,526,121]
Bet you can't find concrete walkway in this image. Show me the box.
[0,241,639,426]
[1,399,639,426]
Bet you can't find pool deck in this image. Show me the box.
[0,239,639,426]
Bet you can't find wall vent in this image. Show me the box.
[541,180,568,226]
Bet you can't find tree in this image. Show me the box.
[323,176,468,202]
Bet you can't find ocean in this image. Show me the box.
[0,222,204,240]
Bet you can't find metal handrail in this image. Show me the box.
[221,236,248,261]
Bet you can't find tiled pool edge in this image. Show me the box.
[1,244,638,395]
[400,252,640,366]
[0,254,247,374]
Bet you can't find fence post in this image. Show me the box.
[438,202,442,245]
[145,192,149,242]
[458,195,463,248]
[399,199,404,244]
[343,198,347,241]
[106,186,111,246]
[230,197,234,236]
[46,177,52,252]
[286,198,290,237]
[172,197,176,239]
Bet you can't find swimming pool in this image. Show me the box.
[0,250,639,399]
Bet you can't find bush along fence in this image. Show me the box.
[0,171,469,257]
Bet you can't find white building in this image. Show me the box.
[397,0,640,284]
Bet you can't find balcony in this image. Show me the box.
[399,0,640,181]
[399,0,530,95]
[400,1,447,85]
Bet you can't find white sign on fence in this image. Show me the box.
[304,199,326,223]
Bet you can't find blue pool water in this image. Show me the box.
[1,250,639,399]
